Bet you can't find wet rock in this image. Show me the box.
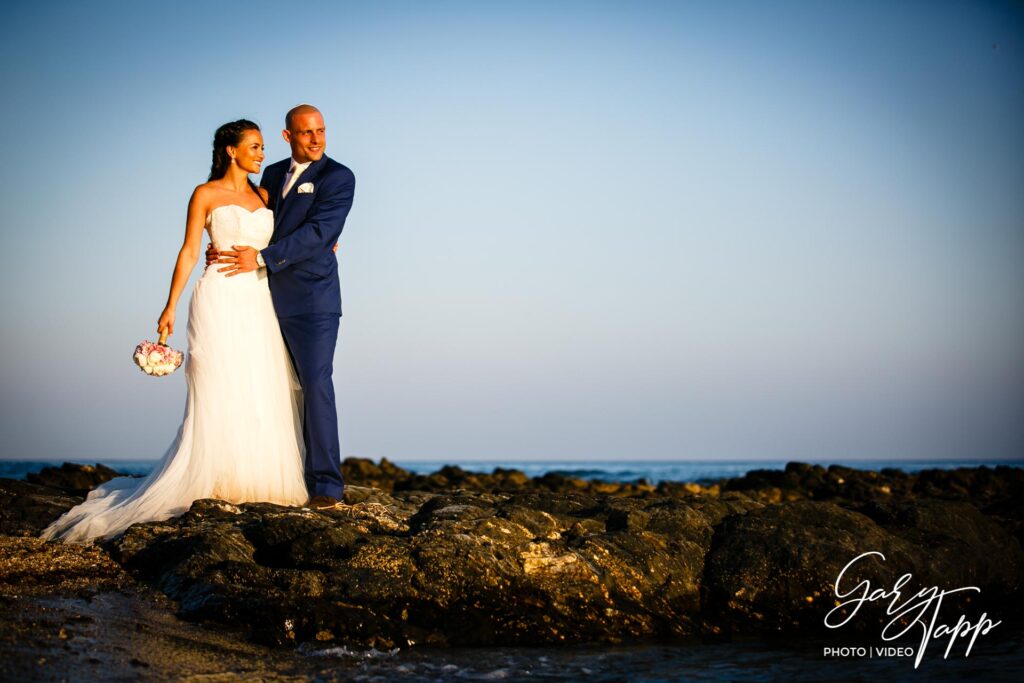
[0,479,81,536]
[606,505,651,532]
[0,536,133,597]
[4,460,1023,650]
[854,497,1024,591]
[719,462,1024,512]
[94,487,724,648]
[341,456,413,491]
[26,462,130,498]
[700,499,1024,635]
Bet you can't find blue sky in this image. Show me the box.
[0,0,1021,462]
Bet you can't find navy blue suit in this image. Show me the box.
[259,155,355,500]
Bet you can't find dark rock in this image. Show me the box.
[700,499,1024,635]
[606,506,651,532]
[340,456,415,491]
[5,459,1023,650]
[96,488,724,647]
[0,535,133,597]
[855,498,1024,592]
[0,479,81,536]
[26,463,130,498]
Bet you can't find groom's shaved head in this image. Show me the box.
[286,104,322,131]
[283,104,326,163]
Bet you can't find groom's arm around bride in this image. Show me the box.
[258,159,355,276]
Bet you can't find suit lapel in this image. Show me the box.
[276,157,327,230]
[273,165,289,207]
[269,164,289,217]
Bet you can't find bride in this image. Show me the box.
[41,119,309,543]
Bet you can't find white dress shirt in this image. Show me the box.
[281,158,312,198]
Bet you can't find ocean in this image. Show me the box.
[288,633,1024,682]
[4,457,1022,484]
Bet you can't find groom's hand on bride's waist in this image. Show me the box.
[208,241,339,274]
[204,242,219,268]
[218,245,260,277]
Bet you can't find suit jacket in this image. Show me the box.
[259,155,356,317]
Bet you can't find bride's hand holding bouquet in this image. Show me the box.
[133,307,184,377]
[157,306,175,341]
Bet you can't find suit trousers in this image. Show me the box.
[277,313,344,499]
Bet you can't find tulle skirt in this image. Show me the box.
[41,267,308,543]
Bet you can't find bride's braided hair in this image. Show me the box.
[209,119,265,205]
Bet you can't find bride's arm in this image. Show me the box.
[156,187,209,339]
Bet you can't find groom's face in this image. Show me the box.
[284,111,326,164]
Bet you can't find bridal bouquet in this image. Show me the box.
[133,332,184,376]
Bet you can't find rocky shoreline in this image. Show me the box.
[2,460,1022,677]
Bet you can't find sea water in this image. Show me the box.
[4,458,1021,484]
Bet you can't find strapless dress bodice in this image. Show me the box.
[207,204,274,250]
[203,205,274,282]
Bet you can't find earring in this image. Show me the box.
[230,158,236,164]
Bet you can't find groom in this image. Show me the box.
[212,104,355,509]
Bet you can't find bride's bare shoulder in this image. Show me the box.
[187,182,220,216]
[192,181,230,203]
[192,181,220,199]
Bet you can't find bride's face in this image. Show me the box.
[229,129,265,174]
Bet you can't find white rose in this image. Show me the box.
[134,353,146,365]
[144,366,154,374]
[148,350,162,363]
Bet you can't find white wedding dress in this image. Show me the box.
[42,205,308,544]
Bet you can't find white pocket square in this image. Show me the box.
[297,182,314,193]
